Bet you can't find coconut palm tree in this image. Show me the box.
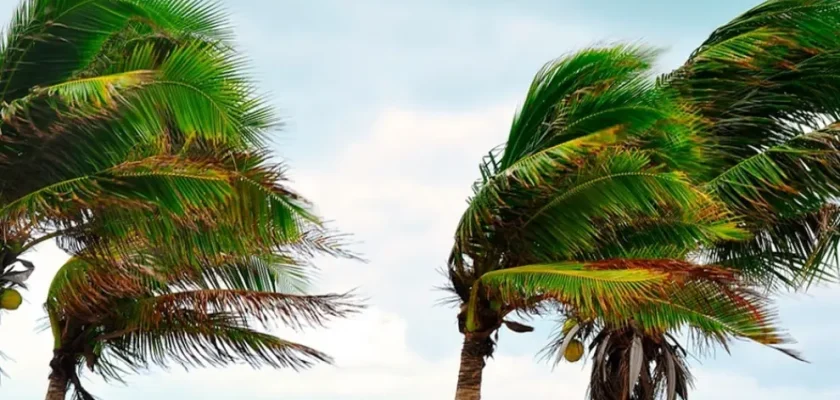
[0,0,324,310]
[445,44,809,400]
[447,2,840,399]
[0,0,360,392]
[43,244,359,400]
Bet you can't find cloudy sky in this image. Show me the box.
[1,0,840,399]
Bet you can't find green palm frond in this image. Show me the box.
[455,46,705,261]
[0,0,230,103]
[519,149,714,260]
[668,0,840,167]
[469,262,670,330]
[706,128,840,214]
[1,157,234,223]
[585,208,749,261]
[1,40,274,161]
[103,315,330,374]
[704,203,840,288]
[503,45,660,166]
[2,70,157,113]
[109,40,274,146]
[468,259,791,352]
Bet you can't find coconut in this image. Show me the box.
[564,339,584,362]
[0,288,22,310]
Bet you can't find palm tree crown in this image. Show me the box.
[0,0,342,308]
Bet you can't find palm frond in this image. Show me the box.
[706,127,840,214]
[46,247,361,391]
[704,203,840,289]
[468,260,791,351]
[138,289,360,331]
[100,313,331,376]
[583,207,749,261]
[455,46,699,263]
[519,149,714,260]
[503,45,660,166]
[668,0,840,167]
[0,0,230,103]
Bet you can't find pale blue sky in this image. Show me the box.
[1,1,839,399]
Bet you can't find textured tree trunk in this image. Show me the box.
[44,373,68,400]
[454,334,489,400]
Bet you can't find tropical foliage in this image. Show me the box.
[446,2,840,399]
[44,245,359,400]
[0,0,359,398]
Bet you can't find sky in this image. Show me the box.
[1,0,839,399]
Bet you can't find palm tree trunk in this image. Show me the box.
[454,334,489,400]
[44,373,68,400]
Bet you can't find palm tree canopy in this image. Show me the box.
[0,3,362,395]
[448,44,787,353]
[0,0,350,291]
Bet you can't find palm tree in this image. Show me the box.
[445,45,808,400]
[0,0,361,393]
[43,245,359,400]
[0,0,328,311]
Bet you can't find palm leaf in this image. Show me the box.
[0,0,230,103]
[468,260,790,350]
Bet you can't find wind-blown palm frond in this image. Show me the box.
[453,46,708,269]
[704,203,840,288]
[0,0,230,102]
[503,45,661,165]
[705,128,840,214]
[662,1,840,289]
[2,40,274,148]
[518,149,721,261]
[664,1,840,178]
[468,260,788,348]
[45,246,361,399]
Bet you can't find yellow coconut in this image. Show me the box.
[0,288,22,310]
[564,340,584,362]
[561,319,577,334]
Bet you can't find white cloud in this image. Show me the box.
[295,105,511,228]
[693,369,840,400]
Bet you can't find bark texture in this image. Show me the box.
[454,334,491,400]
[44,373,68,400]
